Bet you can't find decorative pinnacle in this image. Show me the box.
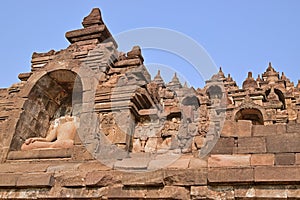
[183,82,188,88]
[153,70,165,86]
[82,8,104,28]
[248,71,253,78]
[171,73,180,83]
[218,66,225,78]
[256,74,262,81]
[267,62,275,72]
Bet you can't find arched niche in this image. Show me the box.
[182,96,200,109]
[265,88,286,109]
[180,96,200,123]
[235,108,264,125]
[10,70,82,151]
[206,85,223,100]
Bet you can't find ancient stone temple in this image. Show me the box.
[0,8,300,199]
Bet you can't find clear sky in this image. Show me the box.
[1,1,300,88]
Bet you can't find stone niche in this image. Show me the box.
[235,108,264,125]
[9,69,82,152]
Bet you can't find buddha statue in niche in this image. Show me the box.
[21,115,78,151]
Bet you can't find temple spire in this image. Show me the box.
[281,72,287,80]
[183,81,188,88]
[256,74,262,82]
[267,62,275,72]
[153,70,165,87]
[242,71,257,90]
[218,67,225,78]
[167,73,182,89]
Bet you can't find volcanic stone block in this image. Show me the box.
[17,173,54,187]
[250,154,274,166]
[190,186,208,199]
[114,157,150,170]
[191,186,235,200]
[107,186,146,199]
[210,138,236,154]
[286,123,300,133]
[107,185,190,200]
[252,124,277,136]
[0,173,18,187]
[82,8,104,27]
[266,134,300,153]
[296,153,300,165]
[275,153,295,165]
[236,120,252,137]
[208,154,251,168]
[148,186,190,199]
[254,166,300,182]
[208,168,254,183]
[77,161,111,172]
[167,156,190,169]
[47,163,81,173]
[114,58,142,67]
[18,72,32,81]
[86,171,122,187]
[254,186,288,199]
[288,186,300,198]
[72,145,94,161]
[221,120,252,137]
[236,137,266,154]
[276,124,286,134]
[7,148,73,160]
[122,170,164,186]
[0,163,49,173]
[58,173,86,187]
[188,157,208,169]
[220,120,234,137]
[163,169,207,186]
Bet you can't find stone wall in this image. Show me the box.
[0,123,300,199]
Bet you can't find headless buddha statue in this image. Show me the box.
[21,115,77,151]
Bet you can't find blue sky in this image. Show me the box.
[0,1,300,88]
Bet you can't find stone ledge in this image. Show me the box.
[0,163,49,173]
[57,173,86,187]
[113,157,150,170]
[114,58,142,67]
[210,138,236,154]
[275,153,295,165]
[254,166,300,182]
[191,186,235,199]
[252,124,278,136]
[0,173,19,187]
[266,134,300,153]
[7,148,73,160]
[121,170,164,187]
[250,154,275,166]
[208,168,254,183]
[107,185,190,199]
[86,171,122,187]
[16,173,54,188]
[164,169,207,186]
[208,154,251,168]
[236,137,266,154]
